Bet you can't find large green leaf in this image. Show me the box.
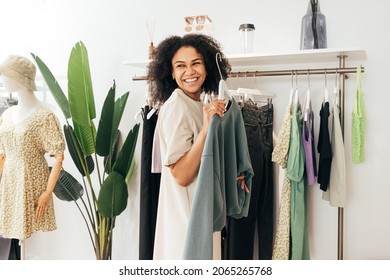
[73,121,96,156]
[63,124,94,176]
[96,83,116,156]
[125,155,136,185]
[104,129,120,174]
[67,41,97,156]
[96,84,130,158]
[31,53,71,120]
[97,171,128,218]
[112,91,129,144]
[52,168,84,202]
[113,123,140,178]
[105,91,130,171]
[68,41,96,125]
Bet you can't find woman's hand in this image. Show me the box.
[35,191,52,221]
[202,99,227,133]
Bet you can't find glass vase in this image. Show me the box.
[300,1,327,50]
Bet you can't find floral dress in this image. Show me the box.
[0,105,65,240]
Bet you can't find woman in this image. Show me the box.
[147,33,231,259]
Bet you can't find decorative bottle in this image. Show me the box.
[300,1,327,50]
[148,42,156,60]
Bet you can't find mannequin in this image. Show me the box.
[0,55,65,258]
[0,75,64,221]
[1,76,41,123]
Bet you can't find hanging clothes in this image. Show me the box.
[302,90,317,186]
[272,92,293,260]
[272,177,292,260]
[323,103,347,207]
[151,124,162,174]
[226,100,274,260]
[351,66,366,163]
[138,105,161,260]
[271,104,292,169]
[183,97,253,260]
[287,100,310,260]
[317,101,332,191]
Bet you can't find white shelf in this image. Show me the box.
[226,47,366,67]
[122,59,151,68]
[123,47,366,69]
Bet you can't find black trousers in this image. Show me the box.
[138,106,161,260]
[226,102,274,260]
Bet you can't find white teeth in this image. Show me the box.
[185,78,197,83]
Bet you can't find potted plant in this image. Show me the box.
[31,41,140,260]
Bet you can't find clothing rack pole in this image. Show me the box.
[337,55,347,260]
[228,67,362,78]
[131,67,363,81]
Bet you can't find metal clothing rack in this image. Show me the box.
[227,66,363,78]
[230,61,364,260]
[132,66,363,81]
[129,53,365,260]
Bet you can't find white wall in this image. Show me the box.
[0,0,389,260]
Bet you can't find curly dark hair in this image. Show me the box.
[147,33,231,107]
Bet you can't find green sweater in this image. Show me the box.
[183,98,254,260]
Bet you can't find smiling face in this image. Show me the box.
[171,46,207,101]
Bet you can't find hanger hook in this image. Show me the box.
[307,69,311,88]
[215,53,223,79]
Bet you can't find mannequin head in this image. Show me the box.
[0,55,37,93]
[1,75,28,93]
